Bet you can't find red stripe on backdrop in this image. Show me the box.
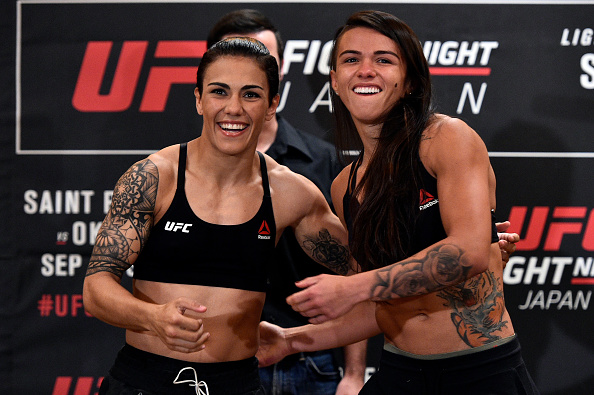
[429,67,491,76]
[571,278,594,285]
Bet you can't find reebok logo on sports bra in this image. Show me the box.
[419,189,439,211]
[258,220,271,240]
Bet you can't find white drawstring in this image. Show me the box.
[173,367,209,395]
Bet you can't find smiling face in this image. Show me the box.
[195,55,279,155]
[331,27,408,129]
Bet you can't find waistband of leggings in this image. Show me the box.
[381,335,522,370]
[384,334,516,360]
[109,343,260,393]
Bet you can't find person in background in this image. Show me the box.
[207,10,367,395]
[256,10,535,394]
[84,37,355,395]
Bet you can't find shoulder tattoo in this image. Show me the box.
[86,159,159,277]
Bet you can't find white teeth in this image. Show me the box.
[219,123,247,131]
[354,86,381,94]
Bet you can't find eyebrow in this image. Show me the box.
[207,82,265,91]
[339,49,400,58]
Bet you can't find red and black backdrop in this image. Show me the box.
[1,1,593,394]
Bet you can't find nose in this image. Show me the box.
[357,58,377,78]
[225,94,244,115]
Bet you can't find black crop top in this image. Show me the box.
[133,143,276,292]
[343,154,498,261]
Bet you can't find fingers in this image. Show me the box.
[294,275,320,289]
[287,292,325,317]
[308,314,331,324]
[499,232,520,243]
[165,319,211,353]
[286,287,313,307]
[287,275,323,306]
[294,303,324,318]
[177,298,207,314]
[167,332,210,354]
[495,221,511,233]
[499,239,517,254]
[155,298,210,353]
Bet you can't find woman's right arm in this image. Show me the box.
[257,300,380,367]
[83,158,159,329]
[82,157,208,353]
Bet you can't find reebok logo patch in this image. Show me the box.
[258,220,271,240]
[419,189,439,211]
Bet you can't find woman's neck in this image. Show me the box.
[355,123,382,170]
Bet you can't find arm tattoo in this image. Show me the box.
[437,271,508,347]
[371,244,470,300]
[86,159,158,278]
[301,229,351,275]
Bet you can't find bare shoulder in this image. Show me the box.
[146,144,179,179]
[266,154,321,196]
[127,143,181,219]
[423,114,477,142]
[421,115,488,172]
[264,154,330,220]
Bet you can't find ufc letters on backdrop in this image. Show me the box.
[1,1,593,394]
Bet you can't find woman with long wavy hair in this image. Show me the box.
[257,10,538,394]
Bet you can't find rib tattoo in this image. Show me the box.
[438,271,508,347]
[302,229,351,275]
[371,244,471,300]
[86,159,158,278]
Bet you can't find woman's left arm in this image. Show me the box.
[287,118,500,323]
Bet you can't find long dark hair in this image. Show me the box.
[331,11,435,271]
[196,37,279,105]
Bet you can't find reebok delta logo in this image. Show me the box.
[419,189,439,211]
[258,221,271,240]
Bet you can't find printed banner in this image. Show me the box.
[2,1,593,394]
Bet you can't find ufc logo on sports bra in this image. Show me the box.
[164,221,193,233]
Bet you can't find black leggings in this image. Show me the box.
[99,343,265,395]
[360,337,539,395]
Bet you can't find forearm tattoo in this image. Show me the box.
[302,229,351,275]
[371,244,470,300]
[86,159,158,278]
[437,271,508,347]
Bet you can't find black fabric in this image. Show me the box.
[261,116,343,328]
[100,343,264,395]
[359,337,539,395]
[343,154,499,261]
[133,143,275,292]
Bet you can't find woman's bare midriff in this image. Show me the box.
[376,246,515,355]
[127,280,266,363]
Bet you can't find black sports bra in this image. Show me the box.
[343,154,498,260]
[133,143,276,292]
